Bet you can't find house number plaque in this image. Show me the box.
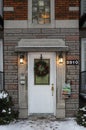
[66,60,79,65]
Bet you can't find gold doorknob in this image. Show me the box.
[51,84,54,96]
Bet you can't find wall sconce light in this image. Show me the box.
[59,52,63,64]
[20,54,24,64]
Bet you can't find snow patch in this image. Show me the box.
[0,118,85,130]
[2,110,6,113]
[0,91,8,99]
[80,107,86,112]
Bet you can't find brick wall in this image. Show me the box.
[55,0,79,20]
[4,0,79,118]
[65,34,79,116]
[4,0,28,20]
[4,0,79,20]
[4,28,79,116]
[3,40,18,108]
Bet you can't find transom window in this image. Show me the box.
[32,0,51,24]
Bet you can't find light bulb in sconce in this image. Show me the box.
[20,54,24,64]
[59,52,63,64]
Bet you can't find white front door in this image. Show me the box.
[28,52,56,115]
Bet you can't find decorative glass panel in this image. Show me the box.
[32,0,50,24]
[45,19,50,24]
[34,59,50,85]
[39,1,44,6]
[32,7,37,12]
[38,18,44,24]
[45,7,50,12]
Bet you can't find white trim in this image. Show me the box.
[17,46,67,48]
[69,7,79,11]
[28,0,55,28]
[81,38,86,71]
[4,20,79,28]
[56,20,79,28]
[4,20,28,28]
[0,40,3,71]
[56,53,66,118]
[4,7,14,11]
[18,39,65,47]
[53,53,56,115]
[16,39,68,52]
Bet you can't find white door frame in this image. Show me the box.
[28,52,56,116]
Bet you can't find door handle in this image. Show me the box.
[51,84,54,96]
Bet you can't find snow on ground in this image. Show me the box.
[0,118,85,130]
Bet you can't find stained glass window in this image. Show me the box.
[32,0,50,24]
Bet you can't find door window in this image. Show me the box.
[34,59,50,85]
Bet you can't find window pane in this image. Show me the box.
[32,7,37,12]
[39,1,44,6]
[45,19,50,24]
[45,7,50,12]
[34,59,50,85]
[32,18,38,24]
[32,0,50,24]
[45,0,50,6]
[38,18,44,24]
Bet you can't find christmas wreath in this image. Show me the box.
[34,60,49,76]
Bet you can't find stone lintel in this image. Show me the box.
[15,46,69,52]
[15,39,68,52]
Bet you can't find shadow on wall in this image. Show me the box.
[79,95,86,108]
[79,13,86,28]
[0,15,3,29]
